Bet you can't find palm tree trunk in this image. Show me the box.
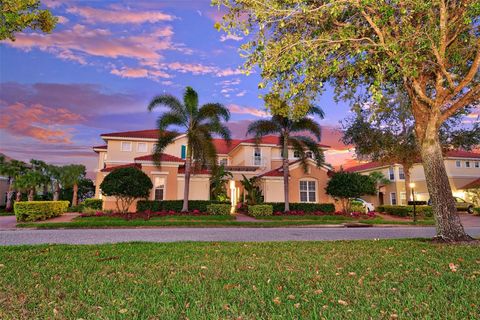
[403,165,411,204]
[182,156,191,212]
[5,179,14,211]
[53,182,60,201]
[283,133,290,212]
[27,189,34,201]
[15,190,22,202]
[72,183,78,206]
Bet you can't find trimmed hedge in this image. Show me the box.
[377,205,433,217]
[264,202,335,213]
[83,198,103,210]
[207,204,231,215]
[137,200,230,213]
[248,204,273,217]
[14,201,70,222]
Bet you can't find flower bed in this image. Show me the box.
[80,210,211,220]
[272,210,377,219]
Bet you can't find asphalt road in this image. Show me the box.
[1,227,480,245]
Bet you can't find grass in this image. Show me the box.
[16,214,435,229]
[0,240,478,319]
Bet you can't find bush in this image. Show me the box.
[83,198,103,210]
[248,205,273,217]
[137,200,230,213]
[207,204,231,215]
[68,204,84,213]
[14,201,70,222]
[376,205,432,217]
[264,202,335,213]
[350,202,366,213]
[474,207,480,216]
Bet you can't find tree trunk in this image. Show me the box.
[282,134,290,212]
[5,179,14,211]
[15,190,22,202]
[53,182,60,201]
[27,189,34,201]
[417,122,471,241]
[182,154,191,212]
[72,183,78,206]
[403,165,411,203]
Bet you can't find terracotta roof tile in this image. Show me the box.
[460,178,480,190]
[344,161,386,172]
[445,150,480,159]
[101,163,141,172]
[101,129,171,139]
[134,153,184,162]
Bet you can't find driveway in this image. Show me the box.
[1,226,479,245]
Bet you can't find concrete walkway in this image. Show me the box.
[1,226,479,245]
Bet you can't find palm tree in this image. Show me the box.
[148,86,231,212]
[0,156,28,210]
[14,170,44,201]
[210,164,233,201]
[247,98,325,212]
[60,164,86,206]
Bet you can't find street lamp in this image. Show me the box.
[409,182,416,223]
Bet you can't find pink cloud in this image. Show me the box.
[220,34,243,42]
[67,6,175,24]
[228,104,269,118]
[110,67,171,81]
[0,103,84,143]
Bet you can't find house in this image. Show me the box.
[345,150,480,206]
[93,129,334,211]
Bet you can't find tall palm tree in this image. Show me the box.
[0,156,28,210]
[148,86,231,212]
[247,99,325,212]
[60,164,86,206]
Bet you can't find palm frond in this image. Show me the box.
[198,103,230,122]
[156,111,187,131]
[184,86,199,116]
[306,105,326,119]
[246,119,280,143]
[289,137,309,172]
[147,94,184,115]
[291,136,325,167]
[153,131,178,165]
[290,117,322,141]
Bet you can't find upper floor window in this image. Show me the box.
[300,180,316,202]
[475,161,479,168]
[305,151,313,159]
[137,142,147,153]
[219,158,228,166]
[455,160,461,168]
[398,167,405,180]
[181,145,187,160]
[254,147,261,166]
[121,141,132,152]
[389,167,395,180]
[293,150,301,158]
[465,161,471,168]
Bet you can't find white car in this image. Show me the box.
[351,198,375,213]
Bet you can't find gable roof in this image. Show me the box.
[258,159,332,178]
[445,150,480,159]
[134,153,184,163]
[101,129,161,139]
[344,161,387,173]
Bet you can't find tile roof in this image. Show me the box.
[459,178,480,190]
[177,165,211,175]
[344,161,386,172]
[134,153,184,162]
[243,135,330,148]
[101,163,141,172]
[445,150,480,159]
[101,129,166,139]
[212,139,243,154]
[257,159,303,177]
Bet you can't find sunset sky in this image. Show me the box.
[1,0,476,177]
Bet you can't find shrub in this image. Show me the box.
[474,207,480,216]
[136,200,230,213]
[207,204,231,215]
[248,204,273,217]
[326,171,376,213]
[83,198,103,210]
[14,201,70,222]
[68,204,84,213]
[264,202,335,213]
[350,202,366,213]
[376,205,432,217]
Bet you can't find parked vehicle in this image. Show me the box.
[427,197,474,214]
[351,198,375,213]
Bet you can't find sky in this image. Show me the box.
[1,0,475,177]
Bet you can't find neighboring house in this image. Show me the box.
[93,129,333,211]
[345,150,480,206]
[0,153,14,207]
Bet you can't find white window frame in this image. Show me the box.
[305,151,313,159]
[390,192,397,205]
[293,150,301,158]
[299,179,317,203]
[455,160,461,168]
[219,158,228,166]
[398,167,405,180]
[389,167,395,181]
[137,142,148,153]
[465,161,471,168]
[154,177,166,201]
[475,161,479,168]
[121,141,132,152]
[253,147,262,166]
[400,192,407,205]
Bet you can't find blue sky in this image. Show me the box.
[0,0,362,174]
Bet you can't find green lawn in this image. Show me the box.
[0,240,478,319]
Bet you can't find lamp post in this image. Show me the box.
[409,182,416,223]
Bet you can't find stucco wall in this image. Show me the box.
[176,175,210,200]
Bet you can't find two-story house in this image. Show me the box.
[93,129,333,211]
[345,150,480,206]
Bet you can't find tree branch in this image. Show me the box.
[440,84,480,123]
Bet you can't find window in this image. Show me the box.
[475,161,479,168]
[137,142,147,153]
[181,145,187,160]
[219,158,228,166]
[389,167,395,180]
[465,161,471,168]
[154,177,165,201]
[390,192,397,205]
[300,180,316,202]
[399,167,405,180]
[455,160,461,168]
[121,141,132,152]
[254,147,261,166]
[305,151,313,159]
[400,192,406,205]
[293,150,301,158]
